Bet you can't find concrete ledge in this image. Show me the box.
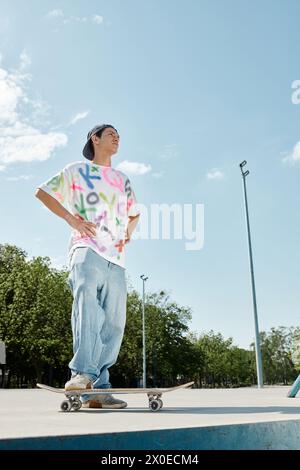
[1,387,299,450]
[1,419,300,450]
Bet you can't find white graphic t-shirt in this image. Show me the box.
[38,160,140,270]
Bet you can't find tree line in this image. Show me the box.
[0,244,299,388]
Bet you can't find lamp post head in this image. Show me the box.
[239,160,250,177]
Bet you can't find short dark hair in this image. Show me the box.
[89,125,118,157]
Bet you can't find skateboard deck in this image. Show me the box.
[37,381,194,412]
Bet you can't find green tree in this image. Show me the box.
[1,243,298,389]
[111,290,196,387]
[252,327,298,385]
[291,327,300,372]
[188,331,255,387]
[0,243,73,387]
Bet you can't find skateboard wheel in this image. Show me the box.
[150,399,160,411]
[61,400,72,412]
[71,400,82,411]
[157,398,163,409]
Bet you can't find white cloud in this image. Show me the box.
[0,129,67,165]
[68,111,90,126]
[46,9,64,19]
[19,51,31,70]
[282,141,300,164]
[0,59,67,167]
[63,16,88,25]
[0,68,24,124]
[116,160,152,175]
[45,10,105,26]
[206,168,224,180]
[158,144,178,160]
[93,15,104,24]
[23,95,53,127]
[5,174,34,181]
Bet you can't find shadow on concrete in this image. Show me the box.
[77,405,300,415]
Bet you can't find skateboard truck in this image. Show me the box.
[147,392,163,411]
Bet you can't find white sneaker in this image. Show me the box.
[65,373,92,391]
[82,393,127,409]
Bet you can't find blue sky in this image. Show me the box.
[1,0,300,349]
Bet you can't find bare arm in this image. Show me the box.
[35,188,73,223]
[34,188,97,237]
[125,214,140,243]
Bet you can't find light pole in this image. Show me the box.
[239,160,263,388]
[140,274,148,388]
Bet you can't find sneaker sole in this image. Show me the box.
[82,400,127,409]
[64,382,92,391]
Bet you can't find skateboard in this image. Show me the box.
[36,381,194,412]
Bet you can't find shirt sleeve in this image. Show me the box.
[37,165,72,209]
[125,177,140,217]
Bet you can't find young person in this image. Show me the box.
[35,124,140,408]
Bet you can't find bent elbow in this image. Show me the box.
[35,188,42,198]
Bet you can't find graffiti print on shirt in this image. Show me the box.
[39,161,139,268]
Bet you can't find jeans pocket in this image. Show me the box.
[70,246,90,269]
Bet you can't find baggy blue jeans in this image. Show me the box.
[67,246,127,393]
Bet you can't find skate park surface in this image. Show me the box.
[0,386,299,450]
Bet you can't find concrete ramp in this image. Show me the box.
[0,386,299,450]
